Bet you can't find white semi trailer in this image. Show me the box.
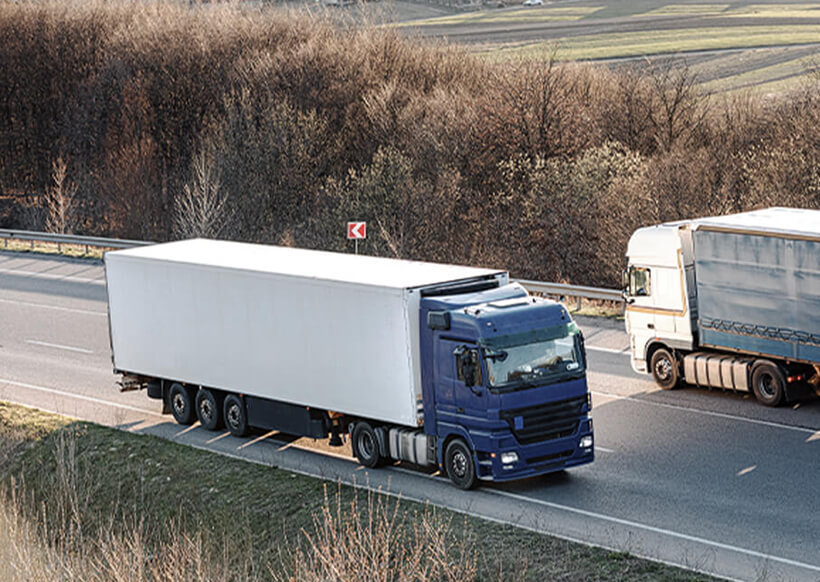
[106,240,594,488]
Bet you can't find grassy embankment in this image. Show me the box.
[0,401,714,581]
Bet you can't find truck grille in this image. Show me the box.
[500,395,586,444]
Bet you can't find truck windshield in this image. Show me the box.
[482,324,584,391]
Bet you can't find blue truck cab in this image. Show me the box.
[420,283,594,488]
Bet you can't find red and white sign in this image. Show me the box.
[347,221,367,240]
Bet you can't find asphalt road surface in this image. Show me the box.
[2,251,819,582]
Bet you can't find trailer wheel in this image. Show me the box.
[169,383,196,425]
[751,363,785,407]
[223,394,248,437]
[650,348,679,389]
[445,439,477,490]
[351,422,382,468]
[195,388,223,431]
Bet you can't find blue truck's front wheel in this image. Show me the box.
[445,439,477,490]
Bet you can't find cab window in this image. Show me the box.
[629,267,651,297]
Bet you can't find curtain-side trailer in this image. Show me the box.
[625,207,820,406]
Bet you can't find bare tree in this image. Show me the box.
[648,63,709,152]
[44,157,77,234]
[173,145,231,239]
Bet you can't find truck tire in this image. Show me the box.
[751,363,785,407]
[351,422,382,468]
[650,348,679,390]
[223,394,248,437]
[445,439,477,490]
[169,383,196,425]
[195,388,223,431]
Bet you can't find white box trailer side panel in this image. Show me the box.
[106,254,421,427]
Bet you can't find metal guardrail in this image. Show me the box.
[516,279,624,304]
[0,229,624,305]
[0,229,152,253]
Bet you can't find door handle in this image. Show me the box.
[647,323,655,329]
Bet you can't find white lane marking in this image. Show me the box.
[591,389,819,436]
[487,488,820,574]
[595,446,615,453]
[0,377,162,417]
[586,345,630,355]
[0,267,105,285]
[25,339,94,354]
[0,297,107,317]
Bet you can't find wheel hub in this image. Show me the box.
[173,393,186,415]
[655,358,672,381]
[359,433,374,458]
[758,374,775,397]
[227,405,240,428]
[200,400,213,422]
[452,451,467,478]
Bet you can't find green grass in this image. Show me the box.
[0,401,716,581]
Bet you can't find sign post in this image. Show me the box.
[347,221,366,254]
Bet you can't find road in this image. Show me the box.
[2,251,819,582]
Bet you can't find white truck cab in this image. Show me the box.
[624,223,697,382]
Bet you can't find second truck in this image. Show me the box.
[625,207,820,406]
[105,240,594,489]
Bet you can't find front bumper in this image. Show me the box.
[474,417,594,482]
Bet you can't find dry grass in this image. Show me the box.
[0,412,485,582]
[275,486,481,582]
[0,402,715,581]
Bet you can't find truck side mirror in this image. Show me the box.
[427,311,451,331]
[454,346,480,388]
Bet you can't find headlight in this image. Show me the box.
[500,451,519,464]
[580,436,593,449]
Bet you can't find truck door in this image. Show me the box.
[440,339,486,422]
[625,265,655,335]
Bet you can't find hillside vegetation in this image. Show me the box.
[1,0,819,286]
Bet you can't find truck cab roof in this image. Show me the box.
[422,283,572,341]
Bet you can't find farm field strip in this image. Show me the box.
[642,3,820,17]
[698,54,818,92]
[484,25,820,60]
[641,4,731,16]
[397,6,603,27]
